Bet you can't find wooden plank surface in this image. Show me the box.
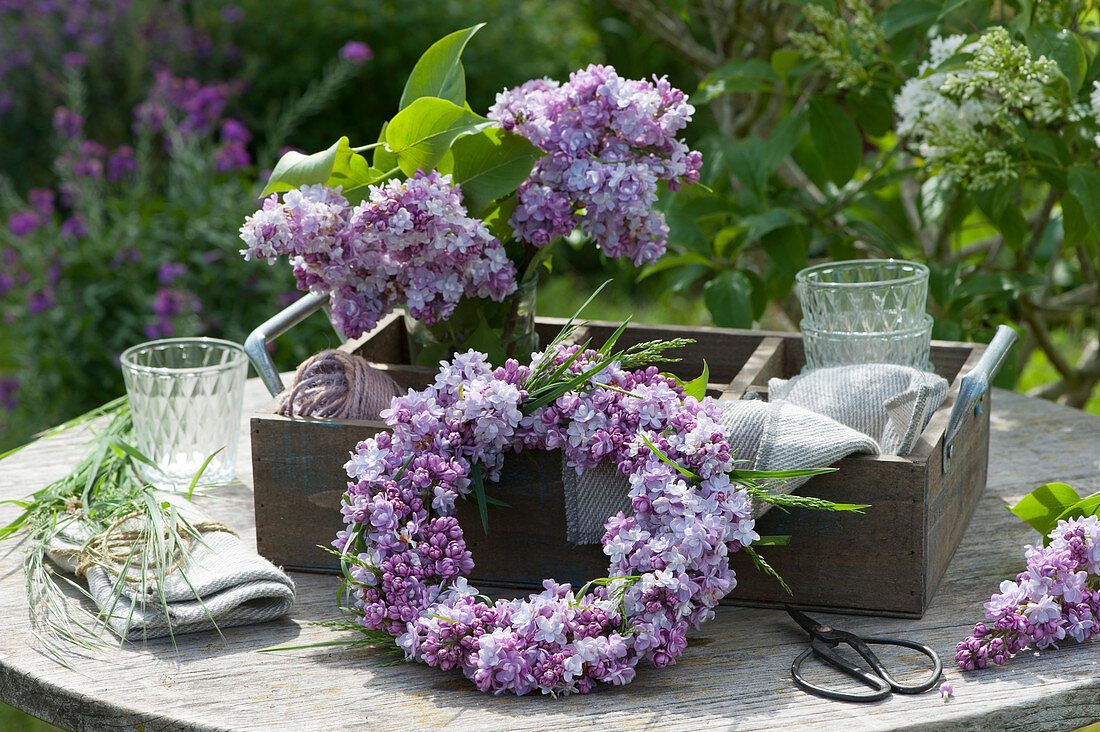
[1,382,1099,731]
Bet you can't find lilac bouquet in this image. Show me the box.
[240,25,701,363]
[956,515,1100,670]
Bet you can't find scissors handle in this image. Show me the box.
[791,636,942,703]
[861,637,943,694]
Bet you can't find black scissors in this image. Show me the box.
[786,606,942,702]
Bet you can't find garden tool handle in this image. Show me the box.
[943,324,1018,470]
[244,292,328,398]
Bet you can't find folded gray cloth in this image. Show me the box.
[48,513,295,639]
[562,364,948,545]
[563,398,879,544]
[767,364,948,456]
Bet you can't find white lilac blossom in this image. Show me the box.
[488,65,702,265]
[893,27,1062,190]
[955,515,1100,670]
[335,346,750,695]
[239,172,516,338]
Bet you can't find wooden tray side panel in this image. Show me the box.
[251,415,381,570]
[726,456,927,616]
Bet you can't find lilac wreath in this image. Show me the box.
[334,341,759,695]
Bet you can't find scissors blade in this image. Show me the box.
[785,605,826,638]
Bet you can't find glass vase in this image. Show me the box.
[406,276,539,366]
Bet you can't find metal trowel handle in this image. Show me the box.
[244,292,328,398]
[943,325,1019,469]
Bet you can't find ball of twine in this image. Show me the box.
[277,349,402,421]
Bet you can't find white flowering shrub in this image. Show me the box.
[612,0,1100,409]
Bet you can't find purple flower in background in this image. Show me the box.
[0,90,13,117]
[0,376,18,412]
[220,5,245,24]
[220,118,251,144]
[215,141,250,172]
[339,41,373,65]
[60,214,87,238]
[62,52,87,68]
[107,145,137,182]
[0,273,13,297]
[28,288,55,314]
[7,210,40,237]
[132,101,168,134]
[52,106,83,139]
[158,261,186,284]
[28,188,55,215]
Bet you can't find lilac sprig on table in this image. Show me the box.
[489,64,703,263]
[239,172,516,338]
[334,337,755,695]
[956,516,1100,670]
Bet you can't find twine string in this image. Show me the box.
[276,349,401,420]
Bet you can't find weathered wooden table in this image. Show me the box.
[1,381,1098,731]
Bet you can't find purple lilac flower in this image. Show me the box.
[7,210,40,237]
[62,51,86,67]
[52,106,83,138]
[338,345,748,696]
[240,174,517,338]
[339,41,373,65]
[956,515,1100,670]
[28,188,55,215]
[28,288,55,314]
[220,5,245,24]
[0,376,18,412]
[157,261,186,284]
[107,145,137,182]
[488,65,702,265]
[940,681,953,700]
[60,214,87,238]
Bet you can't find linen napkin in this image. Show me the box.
[562,364,949,545]
[48,509,295,639]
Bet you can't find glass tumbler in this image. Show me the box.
[796,259,929,333]
[121,337,248,489]
[800,314,934,371]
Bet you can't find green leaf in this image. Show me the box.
[385,98,491,177]
[762,111,806,176]
[743,546,792,595]
[1026,24,1087,94]
[460,316,506,367]
[876,0,942,39]
[1061,195,1090,246]
[329,153,383,203]
[724,137,769,197]
[1067,165,1100,234]
[754,535,792,547]
[261,137,352,195]
[469,462,491,535]
[399,24,484,110]
[373,123,397,172]
[808,99,861,186]
[704,270,755,329]
[683,360,709,401]
[759,225,808,280]
[1053,493,1100,526]
[638,432,699,479]
[1006,482,1082,537]
[771,49,802,86]
[741,209,803,243]
[847,90,894,138]
[449,128,542,216]
[694,59,780,103]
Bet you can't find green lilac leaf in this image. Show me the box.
[808,98,861,186]
[876,0,942,39]
[450,128,542,216]
[683,360,709,401]
[1007,482,1082,537]
[704,270,755,329]
[1067,165,1100,234]
[1026,24,1087,94]
[385,98,491,177]
[399,24,484,110]
[261,137,352,195]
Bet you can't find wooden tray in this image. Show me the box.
[250,315,990,617]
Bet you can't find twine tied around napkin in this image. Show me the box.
[562,364,949,545]
[48,503,295,639]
